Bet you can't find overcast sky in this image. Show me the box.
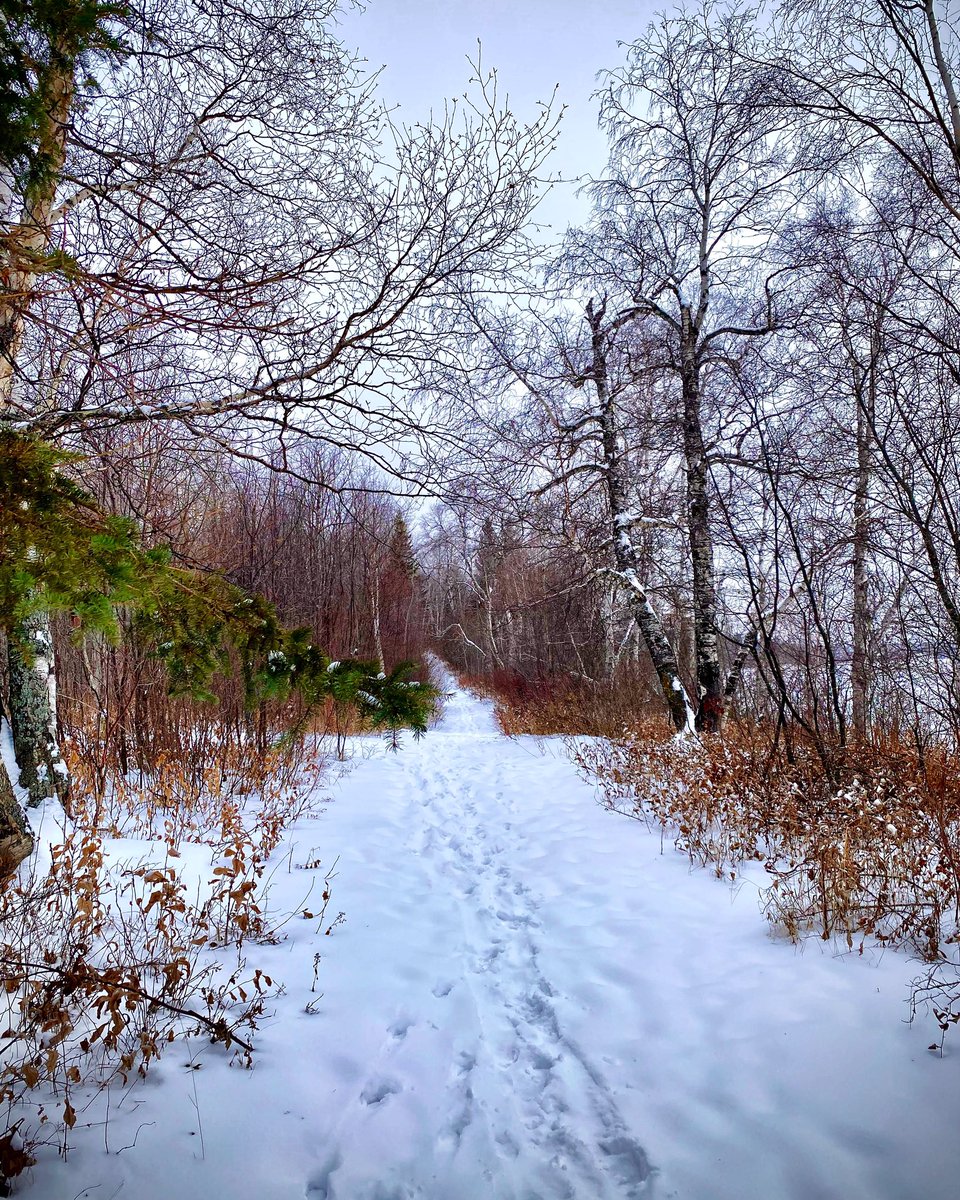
[336,0,660,234]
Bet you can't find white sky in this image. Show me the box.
[336,0,659,234]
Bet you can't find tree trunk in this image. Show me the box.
[679,308,724,732]
[8,615,69,809]
[600,581,618,679]
[0,750,33,877]
[0,55,75,405]
[589,301,696,735]
[851,375,872,741]
[372,569,385,670]
[1,53,76,809]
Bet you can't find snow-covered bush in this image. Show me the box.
[575,728,960,1042]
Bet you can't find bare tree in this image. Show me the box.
[0,0,559,817]
[580,3,807,730]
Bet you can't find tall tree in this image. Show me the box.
[578,4,808,730]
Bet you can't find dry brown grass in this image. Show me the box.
[462,668,668,739]
[0,724,332,1191]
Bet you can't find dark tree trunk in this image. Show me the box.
[851,371,873,742]
[589,301,696,734]
[0,754,33,877]
[679,308,724,732]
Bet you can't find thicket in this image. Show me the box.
[0,433,436,1190]
[460,667,664,739]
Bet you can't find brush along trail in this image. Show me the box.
[25,670,960,1200]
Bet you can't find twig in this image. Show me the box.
[0,955,256,1053]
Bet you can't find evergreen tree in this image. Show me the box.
[0,434,437,872]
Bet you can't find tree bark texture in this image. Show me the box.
[851,372,873,741]
[679,308,724,733]
[0,751,33,877]
[0,54,75,405]
[589,302,697,734]
[8,615,69,808]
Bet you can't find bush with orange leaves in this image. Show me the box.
[0,735,333,1192]
[464,667,667,740]
[575,727,960,953]
[572,724,960,1046]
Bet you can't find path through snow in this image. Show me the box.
[26,672,960,1199]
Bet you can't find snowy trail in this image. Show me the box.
[297,674,960,1200]
[26,673,960,1200]
[303,678,651,1200]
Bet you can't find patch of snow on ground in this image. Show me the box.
[19,673,960,1199]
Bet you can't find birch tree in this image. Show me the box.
[584,4,808,731]
[0,0,558,816]
[570,297,695,732]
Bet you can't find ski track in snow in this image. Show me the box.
[22,668,960,1200]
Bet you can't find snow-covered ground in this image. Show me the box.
[22,674,960,1199]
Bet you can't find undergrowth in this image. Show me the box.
[462,661,960,1048]
[0,729,334,1192]
[462,667,664,738]
[572,727,960,1045]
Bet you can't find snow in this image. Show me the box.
[18,674,960,1199]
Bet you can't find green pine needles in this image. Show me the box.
[0,431,437,743]
[0,0,127,191]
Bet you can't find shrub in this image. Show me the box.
[0,730,330,1191]
[574,726,960,956]
[462,667,667,739]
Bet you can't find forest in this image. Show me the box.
[3,1,960,1197]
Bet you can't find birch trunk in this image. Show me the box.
[8,615,69,808]
[588,302,696,734]
[600,581,618,679]
[372,570,385,670]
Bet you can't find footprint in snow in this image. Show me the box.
[495,908,536,929]
[599,1135,652,1190]
[432,980,455,998]
[360,1076,402,1106]
[388,1016,414,1041]
[456,1049,477,1076]
[495,1129,520,1159]
[305,1149,342,1199]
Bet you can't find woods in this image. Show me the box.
[432,1,960,759]
[4,0,960,1194]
